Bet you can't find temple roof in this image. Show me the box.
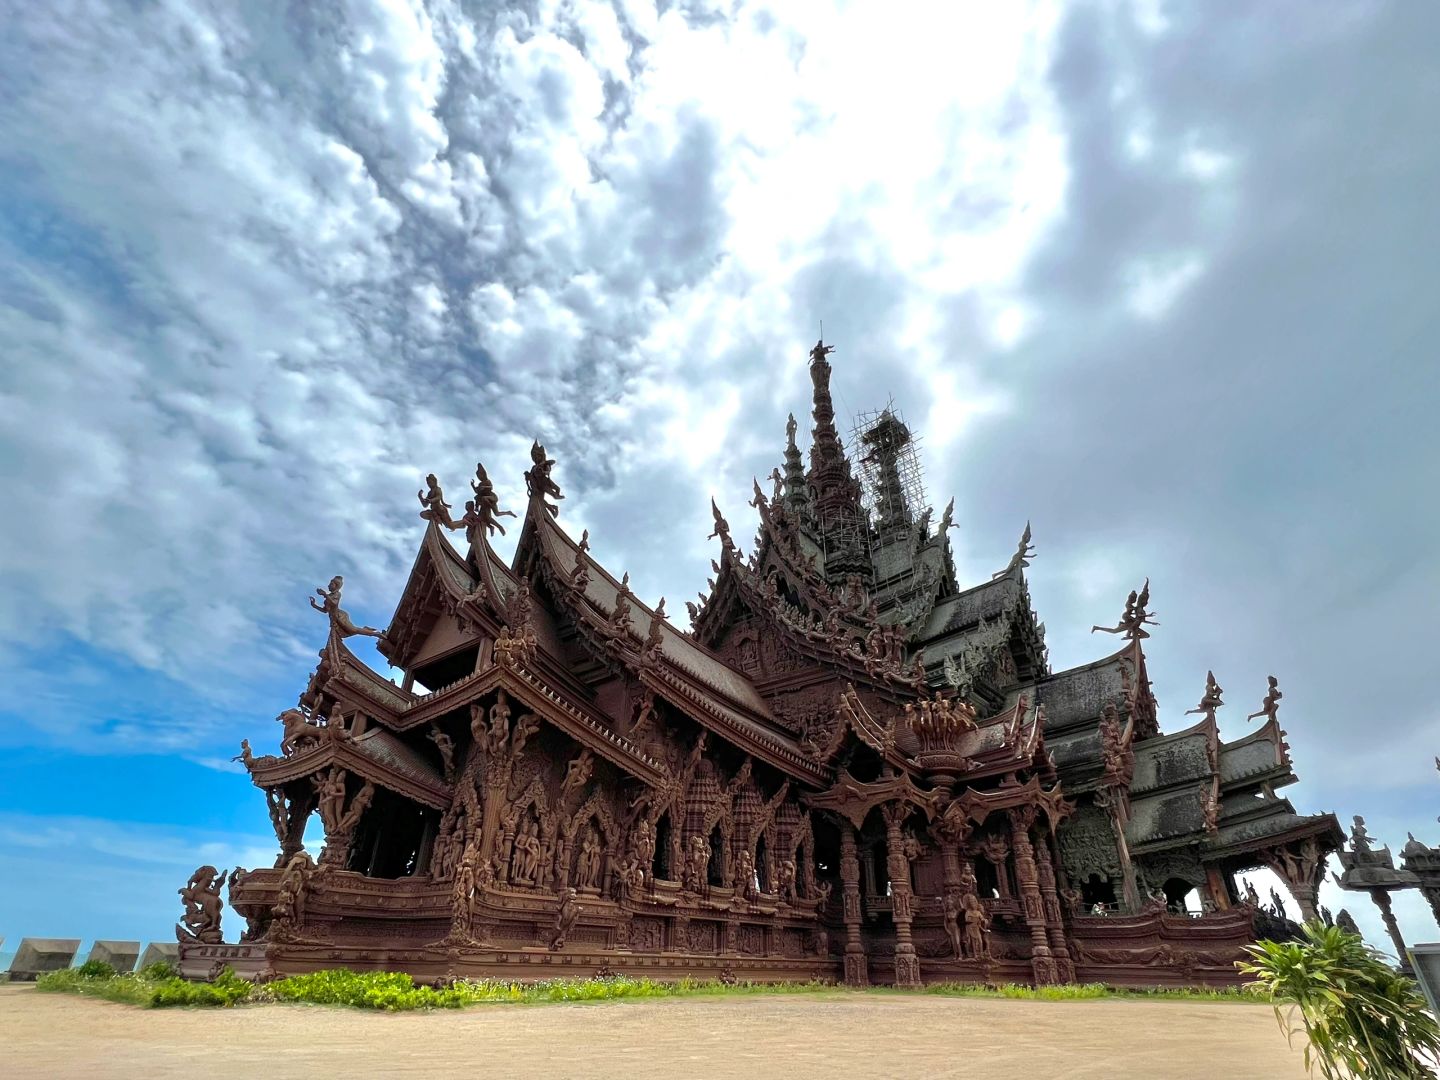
[1004,644,1134,735]
[528,509,775,720]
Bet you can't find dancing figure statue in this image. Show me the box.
[417,473,454,527]
[1245,675,1283,724]
[525,441,564,517]
[1184,671,1224,722]
[309,576,384,639]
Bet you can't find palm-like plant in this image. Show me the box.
[1239,922,1440,1078]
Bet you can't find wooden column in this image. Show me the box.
[1262,838,1326,924]
[882,803,921,988]
[1010,806,1057,985]
[840,824,868,986]
[1371,888,1413,974]
[1033,826,1074,983]
[1204,864,1233,910]
[277,788,315,867]
[1096,786,1141,912]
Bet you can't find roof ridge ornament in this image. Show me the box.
[309,575,384,640]
[708,498,735,554]
[1245,675,1283,724]
[525,440,564,518]
[1184,670,1225,723]
[418,473,455,528]
[465,462,517,540]
[993,520,1034,579]
[1090,577,1158,640]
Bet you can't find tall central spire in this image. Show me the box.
[802,339,869,580]
[807,339,846,476]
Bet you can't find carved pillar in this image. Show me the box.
[1370,887,1413,974]
[1096,787,1141,912]
[1204,864,1233,910]
[1261,838,1325,924]
[1010,806,1057,985]
[882,803,921,988]
[1033,827,1074,983]
[839,824,868,986]
[277,789,315,867]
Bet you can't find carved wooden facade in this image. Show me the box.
[193,342,1342,987]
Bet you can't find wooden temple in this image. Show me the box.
[187,340,1343,987]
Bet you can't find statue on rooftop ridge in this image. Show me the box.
[993,521,1034,579]
[1350,815,1374,853]
[1090,578,1158,640]
[276,707,321,757]
[1245,675,1283,724]
[1185,670,1225,722]
[810,339,835,365]
[708,498,733,549]
[309,575,384,639]
[457,462,517,540]
[418,473,454,528]
[525,440,564,517]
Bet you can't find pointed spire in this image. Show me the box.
[803,339,866,551]
[807,339,845,476]
[783,413,808,514]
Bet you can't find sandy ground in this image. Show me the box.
[0,983,1309,1079]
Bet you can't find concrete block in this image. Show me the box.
[137,942,180,971]
[7,938,81,981]
[87,940,141,973]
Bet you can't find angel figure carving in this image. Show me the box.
[575,828,603,891]
[525,440,564,517]
[309,576,384,639]
[467,462,517,538]
[708,498,732,546]
[417,473,454,527]
[1090,579,1158,640]
[1245,675,1283,724]
[1184,671,1225,722]
[993,521,1035,579]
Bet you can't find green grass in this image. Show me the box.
[36,962,252,1008]
[921,981,1264,1003]
[33,964,1265,1012]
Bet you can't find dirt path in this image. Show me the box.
[0,984,1308,1079]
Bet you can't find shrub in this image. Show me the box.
[148,968,252,1008]
[74,960,118,979]
[138,961,179,981]
[1240,921,1440,1078]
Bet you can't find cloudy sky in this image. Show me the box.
[1,0,1436,960]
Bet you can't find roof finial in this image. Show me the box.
[418,473,455,528]
[1184,670,1224,722]
[708,498,734,552]
[525,440,564,518]
[1245,676,1282,724]
[992,520,1034,579]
